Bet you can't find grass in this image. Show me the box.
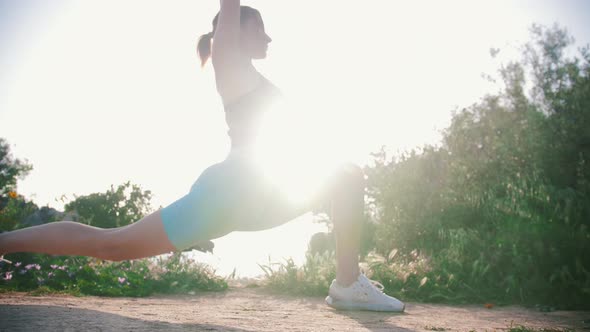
[507,325,574,332]
[0,252,227,297]
[258,251,336,296]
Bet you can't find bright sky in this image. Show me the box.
[1,0,589,277]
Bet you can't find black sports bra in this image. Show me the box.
[223,77,281,149]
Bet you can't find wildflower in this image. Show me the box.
[58,266,67,271]
[23,263,42,270]
[48,272,54,278]
[15,262,22,267]
[50,264,59,269]
[8,191,17,199]
[3,272,12,281]
[118,277,126,284]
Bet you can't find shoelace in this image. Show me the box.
[369,279,385,292]
[357,275,385,295]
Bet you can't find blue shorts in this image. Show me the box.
[160,150,314,251]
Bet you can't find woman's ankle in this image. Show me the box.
[335,268,360,287]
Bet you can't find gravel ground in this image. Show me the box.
[0,288,587,331]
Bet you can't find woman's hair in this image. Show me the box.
[197,6,261,68]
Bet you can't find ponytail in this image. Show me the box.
[197,32,214,68]
[197,6,260,68]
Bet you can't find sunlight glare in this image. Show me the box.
[252,97,346,205]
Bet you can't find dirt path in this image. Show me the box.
[0,288,587,331]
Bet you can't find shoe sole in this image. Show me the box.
[325,296,405,312]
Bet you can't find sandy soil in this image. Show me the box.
[0,288,587,331]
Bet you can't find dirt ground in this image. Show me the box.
[0,287,587,332]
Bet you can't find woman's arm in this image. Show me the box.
[211,0,240,68]
[211,0,243,98]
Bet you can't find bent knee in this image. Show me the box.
[313,163,365,211]
[331,163,365,195]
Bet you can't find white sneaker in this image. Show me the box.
[325,274,405,312]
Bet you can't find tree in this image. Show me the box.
[64,182,153,228]
[0,138,34,231]
[0,138,32,198]
[525,24,590,191]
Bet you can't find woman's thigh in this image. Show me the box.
[159,161,241,250]
[158,157,308,250]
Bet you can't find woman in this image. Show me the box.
[0,0,404,312]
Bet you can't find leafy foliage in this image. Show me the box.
[0,194,39,232]
[0,252,227,296]
[0,139,34,231]
[0,138,32,197]
[64,182,153,228]
[363,24,590,309]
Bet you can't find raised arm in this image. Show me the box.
[212,0,245,100]
[212,0,240,68]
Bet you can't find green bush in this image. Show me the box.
[0,252,227,297]
[64,182,153,229]
[362,25,590,309]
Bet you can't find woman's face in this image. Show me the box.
[240,13,272,60]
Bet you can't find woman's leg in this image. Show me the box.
[324,163,405,312]
[0,210,177,261]
[247,162,364,286]
[329,164,363,286]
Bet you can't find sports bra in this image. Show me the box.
[223,77,281,149]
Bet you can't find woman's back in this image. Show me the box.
[223,76,281,149]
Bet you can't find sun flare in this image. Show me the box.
[252,97,346,205]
